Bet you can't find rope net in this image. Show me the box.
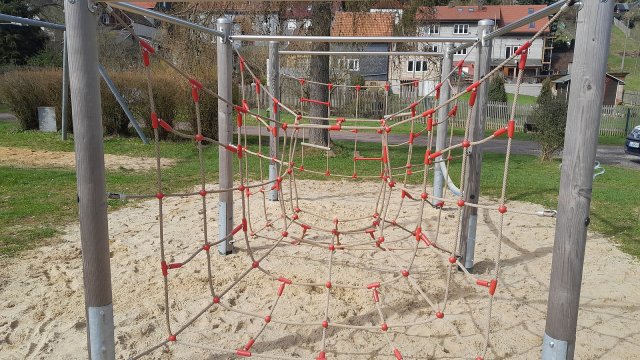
[110,4,569,359]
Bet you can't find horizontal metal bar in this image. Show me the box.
[232,35,478,43]
[483,0,570,42]
[0,13,65,31]
[108,2,225,38]
[279,50,443,57]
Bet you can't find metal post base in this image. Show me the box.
[464,214,478,270]
[541,333,569,360]
[88,304,115,360]
[269,164,278,201]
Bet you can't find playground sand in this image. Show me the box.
[0,146,175,171]
[1,179,639,359]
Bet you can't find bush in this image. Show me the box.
[488,75,508,103]
[532,79,568,161]
[0,69,66,131]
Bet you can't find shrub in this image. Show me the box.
[532,79,568,161]
[488,75,508,103]
[0,69,66,131]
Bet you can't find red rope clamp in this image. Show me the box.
[298,78,305,85]
[507,119,515,138]
[382,145,389,164]
[384,83,390,92]
[518,49,528,70]
[456,60,464,76]
[273,98,279,114]
[327,83,333,91]
[429,150,442,160]
[158,119,173,132]
[355,85,361,92]
[278,277,292,285]
[448,105,458,117]
[150,112,159,129]
[236,349,251,357]
[160,261,168,276]
[423,149,432,165]
[393,348,403,360]
[255,78,261,94]
[493,127,508,138]
[427,116,433,131]
[329,124,341,131]
[515,41,531,55]
[139,39,155,67]
[421,108,435,118]
[477,279,498,295]
[239,57,245,72]
[413,79,419,88]
[435,82,442,99]
[468,89,478,107]
[244,338,255,351]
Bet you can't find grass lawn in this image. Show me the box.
[608,26,640,92]
[1,121,639,258]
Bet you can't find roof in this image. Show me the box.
[553,73,626,85]
[416,5,549,34]
[331,12,394,37]
[127,2,157,9]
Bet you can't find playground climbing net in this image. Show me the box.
[109,5,569,360]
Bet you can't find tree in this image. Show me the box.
[532,78,567,161]
[307,1,332,146]
[488,75,508,103]
[0,1,48,65]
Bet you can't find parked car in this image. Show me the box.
[625,125,640,157]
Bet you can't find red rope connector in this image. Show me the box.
[382,145,389,164]
[203,243,211,251]
[384,83,390,92]
[469,89,478,107]
[507,119,515,138]
[278,277,292,285]
[168,262,182,270]
[300,97,331,107]
[273,98,279,114]
[244,338,255,351]
[141,50,150,67]
[231,223,244,235]
[234,105,248,114]
[420,232,432,247]
[456,60,464,75]
[255,78,261,94]
[237,113,243,128]
[195,134,204,142]
[466,81,480,93]
[429,150,442,160]
[424,149,432,165]
[278,282,286,296]
[498,205,508,214]
[236,349,252,357]
[401,190,414,199]
[462,139,471,148]
[139,39,155,55]
[236,144,244,159]
[414,226,422,241]
[413,79,419,87]
[327,83,333,91]
[355,85,361,92]
[150,112,158,129]
[477,279,498,295]
[365,228,375,239]
[518,49,528,70]
[515,41,531,55]
[158,120,173,132]
[317,351,326,360]
[189,78,203,90]
[493,127,508,138]
[329,124,341,131]
[448,105,458,117]
[298,78,305,85]
[161,261,168,276]
[393,348,403,360]
[367,282,380,289]
[372,288,379,302]
[422,108,435,118]
[436,312,444,319]
[239,57,245,72]
[408,132,418,144]
[427,116,433,131]
[168,334,176,342]
[435,82,442,99]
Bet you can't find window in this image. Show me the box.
[505,45,517,59]
[407,60,429,73]
[286,21,297,30]
[339,59,360,71]
[453,24,469,34]
[528,8,536,29]
[455,47,467,55]
[426,44,440,53]
[426,24,440,35]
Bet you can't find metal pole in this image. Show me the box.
[61,31,69,140]
[231,35,477,43]
[0,12,65,30]
[459,20,494,271]
[98,64,149,144]
[268,41,280,201]
[625,108,631,135]
[542,1,615,358]
[108,2,225,38]
[217,17,233,255]
[433,43,454,199]
[279,50,443,57]
[64,1,114,359]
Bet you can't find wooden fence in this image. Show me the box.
[241,84,640,136]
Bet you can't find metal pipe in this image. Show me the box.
[0,13,65,30]
[61,31,69,140]
[98,64,149,144]
[108,2,225,39]
[483,0,570,42]
[433,42,453,199]
[279,50,443,57]
[216,17,233,255]
[232,35,478,43]
[268,41,280,202]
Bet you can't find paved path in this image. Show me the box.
[240,126,640,170]
[0,113,16,122]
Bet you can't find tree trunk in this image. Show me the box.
[307,2,332,146]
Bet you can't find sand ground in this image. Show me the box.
[0,179,639,360]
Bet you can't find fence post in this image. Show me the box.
[217,17,234,255]
[64,0,115,358]
[459,19,494,271]
[268,41,280,201]
[542,1,615,359]
[625,107,631,134]
[433,43,454,199]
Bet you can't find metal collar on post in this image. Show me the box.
[217,17,231,43]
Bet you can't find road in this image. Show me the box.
[240,126,640,170]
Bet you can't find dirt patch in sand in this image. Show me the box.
[0,180,639,359]
[0,146,175,171]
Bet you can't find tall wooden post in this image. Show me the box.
[268,41,280,201]
[459,20,494,270]
[433,43,454,199]
[542,2,615,359]
[217,18,233,255]
[64,1,115,358]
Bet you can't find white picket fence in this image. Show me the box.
[241,84,639,136]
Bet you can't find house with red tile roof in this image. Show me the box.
[407,4,554,84]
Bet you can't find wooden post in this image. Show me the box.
[542,1,615,359]
[433,43,454,199]
[268,41,280,201]
[459,20,494,270]
[64,1,115,358]
[217,18,233,255]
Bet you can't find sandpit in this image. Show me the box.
[0,179,639,360]
[0,146,175,171]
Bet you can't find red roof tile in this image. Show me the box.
[331,12,394,37]
[127,1,157,9]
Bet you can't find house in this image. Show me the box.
[101,1,160,40]
[553,72,627,105]
[413,5,555,81]
[329,12,395,85]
